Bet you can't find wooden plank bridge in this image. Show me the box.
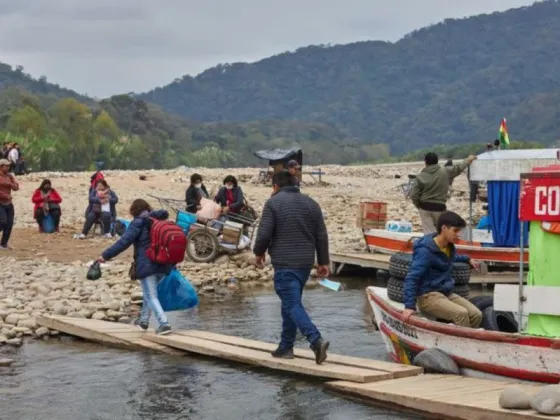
[330,252,523,284]
[36,315,556,420]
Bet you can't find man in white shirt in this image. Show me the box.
[7,144,18,173]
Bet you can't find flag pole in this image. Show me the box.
[468,165,473,244]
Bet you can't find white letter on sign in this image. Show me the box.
[548,186,560,216]
[535,186,547,215]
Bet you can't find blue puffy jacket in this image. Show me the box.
[403,233,470,309]
[101,209,173,279]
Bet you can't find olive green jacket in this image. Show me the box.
[410,161,469,209]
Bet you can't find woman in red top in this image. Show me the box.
[32,179,62,232]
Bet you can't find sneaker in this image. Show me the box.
[104,233,112,239]
[0,245,12,250]
[310,338,329,365]
[74,233,86,240]
[271,346,294,359]
[155,324,172,335]
[133,319,149,331]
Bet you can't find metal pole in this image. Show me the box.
[468,166,473,243]
[517,220,525,330]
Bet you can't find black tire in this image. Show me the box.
[481,306,519,333]
[386,277,405,303]
[453,284,470,299]
[186,229,219,263]
[412,348,460,375]
[452,262,471,285]
[388,252,471,285]
[376,269,390,282]
[388,253,412,279]
[468,295,494,312]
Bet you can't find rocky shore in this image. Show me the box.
[0,162,482,345]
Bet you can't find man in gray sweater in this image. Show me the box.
[254,170,330,364]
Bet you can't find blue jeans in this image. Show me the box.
[139,274,168,327]
[274,268,321,350]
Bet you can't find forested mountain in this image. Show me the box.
[0,86,386,171]
[140,0,560,153]
[0,63,92,105]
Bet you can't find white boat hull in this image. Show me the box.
[367,286,560,383]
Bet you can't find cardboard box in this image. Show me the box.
[222,221,243,245]
[356,201,387,229]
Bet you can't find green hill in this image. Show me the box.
[0,86,384,170]
[139,0,560,153]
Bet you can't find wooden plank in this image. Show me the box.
[326,375,554,420]
[330,252,520,284]
[176,330,421,378]
[144,333,393,383]
[36,315,184,356]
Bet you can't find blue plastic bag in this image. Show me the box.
[114,218,131,236]
[157,269,199,312]
[42,213,55,234]
[176,211,197,234]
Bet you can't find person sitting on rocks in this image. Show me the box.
[185,173,209,213]
[402,211,482,328]
[32,179,62,232]
[97,199,173,335]
[214,175,244,216]
[78,179,118,239]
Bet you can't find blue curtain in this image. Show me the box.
[488,181,528,247]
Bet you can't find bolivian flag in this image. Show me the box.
[499,118,510,148]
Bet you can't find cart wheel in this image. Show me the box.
[187,229,220,263]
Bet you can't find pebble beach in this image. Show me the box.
[0,162,483,346]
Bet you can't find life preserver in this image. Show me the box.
[540,221,560,235]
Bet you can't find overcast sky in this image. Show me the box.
[0,0,534,98]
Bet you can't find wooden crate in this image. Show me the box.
[357,201,387,229]
[222,221,243,245]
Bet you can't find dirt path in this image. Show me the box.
[5,227,132,264]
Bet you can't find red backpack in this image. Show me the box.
[146,218,187,264]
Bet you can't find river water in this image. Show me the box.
[0,278,426,420]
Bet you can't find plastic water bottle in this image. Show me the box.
[385,221,413,233]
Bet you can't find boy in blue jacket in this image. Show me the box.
[402,211,483,328]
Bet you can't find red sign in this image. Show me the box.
[520,172,560,221]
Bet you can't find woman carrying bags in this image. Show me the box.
[98,199,173,335]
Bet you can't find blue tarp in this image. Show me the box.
[488,181,528,247]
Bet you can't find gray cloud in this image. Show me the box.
[0,0,535,97]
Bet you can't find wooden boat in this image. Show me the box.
[366,165,560,384]
[366,286,560,383]
[363,228,528,265]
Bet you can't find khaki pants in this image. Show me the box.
[417,292,482,328]
[418,209,443,234]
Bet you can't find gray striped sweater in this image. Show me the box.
[253,186,329,269]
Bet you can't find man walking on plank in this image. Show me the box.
[254,170,330,364]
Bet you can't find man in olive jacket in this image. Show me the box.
[410,153,477,234]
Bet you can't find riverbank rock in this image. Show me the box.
[499,387,531,409]
[531,385,560,415]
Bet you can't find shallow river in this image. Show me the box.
[0,278,427,420]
